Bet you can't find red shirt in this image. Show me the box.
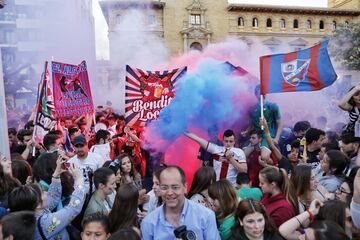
[247,149,263,187]
[261,192,295,228]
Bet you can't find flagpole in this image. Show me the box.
[260,94,264,130]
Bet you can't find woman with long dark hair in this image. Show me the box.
[208,179,238,240]
[0,153,20,216]
[291,165,325,213]
[188,167,216,209]
[315,150,347,193]
[259,167,297,228]
[335,166,359,206]
[316,200,353,239]
[231,199,281,240]
[115,154,142,190]
[108,183,140,235]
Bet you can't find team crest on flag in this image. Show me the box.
[281,59,310,86]
[125,65,187,127]
[260,39,337,94]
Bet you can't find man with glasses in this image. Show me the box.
[69,135,105,193]
[141,165,220,240]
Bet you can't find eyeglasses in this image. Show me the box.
[337,186,351,195]
[159,185,182,192]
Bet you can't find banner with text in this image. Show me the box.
[52,60,94,118]
[125,65,187,127]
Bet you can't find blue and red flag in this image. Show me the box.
[260,39,337,94]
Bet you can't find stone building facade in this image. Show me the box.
[100,0,360,56]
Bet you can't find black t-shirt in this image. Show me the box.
[307,149,320,163]
[278,156,293,175]
[14,144,26,154]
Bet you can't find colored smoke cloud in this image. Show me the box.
[144,58,257,152]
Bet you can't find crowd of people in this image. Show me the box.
[0,84,360,240]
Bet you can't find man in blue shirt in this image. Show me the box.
[140,166,220,240]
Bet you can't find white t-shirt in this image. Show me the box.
[89,143,111,162]
[206,142,246,186]
[143,189,158,213]
[69,152,105,193]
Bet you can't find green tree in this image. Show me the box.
[330,22,360,70]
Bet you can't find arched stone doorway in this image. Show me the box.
[190,42,203,51]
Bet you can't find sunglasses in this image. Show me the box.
[74,144,85,148]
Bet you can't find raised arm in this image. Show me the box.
[184,132,209,149]
[338,85,360,111]
[260,118,282,161]
[47,157,63,211]
[39,165,85,239]
[279,199,323,240]
[124,126,141,143]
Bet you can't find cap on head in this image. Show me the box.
[73,134,87,146]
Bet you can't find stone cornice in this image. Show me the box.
[227,4,360,16]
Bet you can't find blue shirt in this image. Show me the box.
[141,199,220,240]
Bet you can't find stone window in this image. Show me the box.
[293,19,299,29]
[238,17,244,26]
[306,20,312,29]
[280,19,285,29]
[148,15,156,25]
[252,18,258,27]
[190,14,201,25]
[266,18,272,28]
[332,21,337,30]
[319,20,324,30]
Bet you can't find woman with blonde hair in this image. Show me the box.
[208,179,239,240]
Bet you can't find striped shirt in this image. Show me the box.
[349,106,360,124]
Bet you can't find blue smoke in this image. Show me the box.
[145,58,252,144]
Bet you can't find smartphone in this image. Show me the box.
[62,162,70,170]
